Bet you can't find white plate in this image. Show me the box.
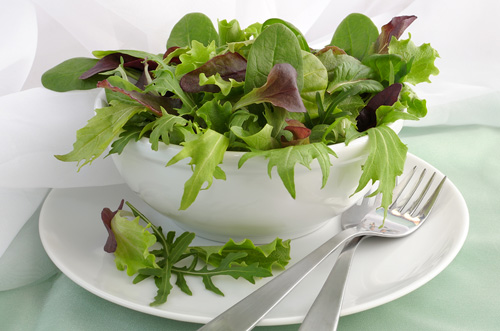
[39,153,468,326]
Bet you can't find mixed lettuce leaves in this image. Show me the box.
[43,12,439,214]
[101,200,291,305]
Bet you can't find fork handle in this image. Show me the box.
[198,227,363,331]
[299,236,364,331]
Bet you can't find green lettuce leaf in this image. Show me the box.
[111,211,158,276]
[300,50,328,115]
[166,12,219,48]
[388,35,440,84]
[238,142,336,199]
[166,129,230,209]
[55,101,145,168]
[354,125,408,214]
[147,109,189,150]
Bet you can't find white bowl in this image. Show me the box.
[97,93,403,243]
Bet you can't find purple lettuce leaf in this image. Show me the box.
[97,79,182,116]
[374,16,417,54]
[233,63,307,113]
[356,83,402,132]
[101,200,125,253]
[79,53,159,79]
[180,52,247,93]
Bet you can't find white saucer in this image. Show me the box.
[39,153,468,325]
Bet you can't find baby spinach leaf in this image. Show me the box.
[166,129,229,210]
[41,57,101,92]
[55,101,145,168]
[325,54,383,94]
[330,13,379,61]
[234,63,306,113]
[166,12,219,48]
[262,18,310,52]
[244,23,303,93]
[238,143,336,199]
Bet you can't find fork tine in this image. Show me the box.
[390,168,426,213]
[410,175,447,222]
[405,172,437,216]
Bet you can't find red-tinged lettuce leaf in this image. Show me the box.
[374,16,417,54]
[163,46,182,64]
[356,83,402,132]
[97,79,181,116]
[233,63,307,113]
[180,52,247,93]
[101,200,125,253]
[281,119,311,147]
[316,45,347,55]
[80,53,158,79]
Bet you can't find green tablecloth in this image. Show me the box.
[1,124,498,330]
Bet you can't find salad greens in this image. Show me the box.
[101,200,291,305]
[42,12,439,214]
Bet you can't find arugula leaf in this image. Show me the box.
[244,23,303,93]
[166,12,219,48]
[189,237,291,271]
[55,101,145,168]
[148,109,189,150]
[353,124,408,215]
[111,210,158,276]
[388,36,440,84]
[166,129,230,209]
[41,57,101,91]
[105,201,291,305]
[146,67,196,112]
[196,99,233,134]
[238,142,336,199]
[330,13,379,61]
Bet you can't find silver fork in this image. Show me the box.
[198,167,446,331]
[299,167,446,330]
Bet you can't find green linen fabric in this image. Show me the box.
[1,124,499,331]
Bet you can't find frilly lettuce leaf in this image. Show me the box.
[111,210,158,276]
[388,35,440,85]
